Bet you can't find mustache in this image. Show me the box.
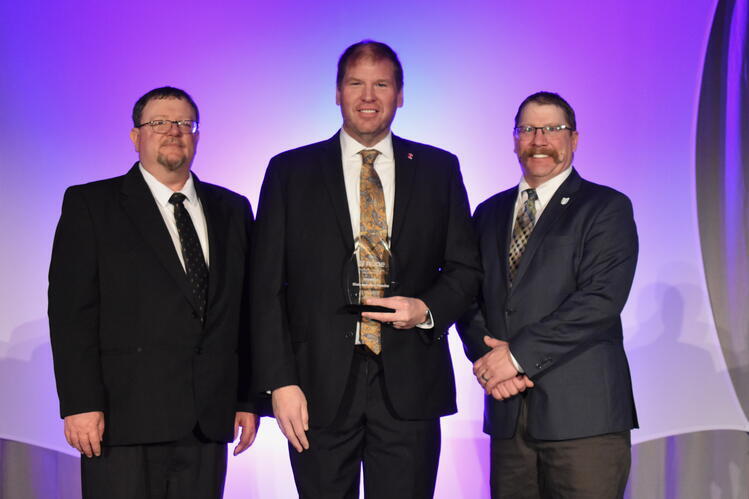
[521,147,560,162]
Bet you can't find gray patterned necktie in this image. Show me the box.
[508,188,538,284]
[169,192,209,321]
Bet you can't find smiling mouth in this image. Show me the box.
[358,109,378,114]
[525,148,558,161]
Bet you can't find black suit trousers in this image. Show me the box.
[81,426,227,499]
[289,346,441,499]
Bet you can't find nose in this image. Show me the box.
[531,128,548,145]
[166,121,182,136]
[361,84,375,101]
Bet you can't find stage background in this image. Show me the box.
[0,0,747,497]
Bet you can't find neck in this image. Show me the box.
[522,166,571,189]
[141,162,190,191]
[343,126,389,148]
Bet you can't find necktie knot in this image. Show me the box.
[525,188,538,202]
[359,149,380,166]
[169,192,187,206]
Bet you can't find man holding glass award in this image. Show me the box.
[250,40,481,498]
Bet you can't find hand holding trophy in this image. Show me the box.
[343,235,396,314]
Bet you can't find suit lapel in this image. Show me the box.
[390,135,416,246]
[320,133,356,250]
[119,164,201,314]
[319,133,416,250]
[511,169,582,286]
[194,175,228,310]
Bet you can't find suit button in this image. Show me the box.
[344,331,354,339]
[535,357,552,369]
[136,347,143,353]
[505,307,515,315]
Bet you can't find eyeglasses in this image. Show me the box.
[136,120,199,134]
[513,124,573,138]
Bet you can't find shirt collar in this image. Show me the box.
[518,166,573,207]
[339,128,394,161]
[138,163,198,207]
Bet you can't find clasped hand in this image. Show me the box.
[473,336,534,400]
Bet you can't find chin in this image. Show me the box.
[158,156,187,171]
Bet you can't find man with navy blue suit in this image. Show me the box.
[457,92,638,499]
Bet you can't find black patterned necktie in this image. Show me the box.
[508,188,538,284]
[169,192,209,320]
[358,149,387,355]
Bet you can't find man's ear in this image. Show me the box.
[130,128,140,153]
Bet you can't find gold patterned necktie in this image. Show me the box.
[358,149,387,354]
[508,188,538,284]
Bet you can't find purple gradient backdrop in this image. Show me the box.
[1,1,747,497]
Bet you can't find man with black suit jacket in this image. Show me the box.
[48,87,263,498]
[250,41,481,498]
[457,92,638,498]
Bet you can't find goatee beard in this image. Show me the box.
[157,154,186,171]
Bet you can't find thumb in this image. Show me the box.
[483,335,501,347]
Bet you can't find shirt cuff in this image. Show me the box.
[509,351,524,374]
[415,309,434,329]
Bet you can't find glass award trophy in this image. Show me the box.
[343,236,397,314]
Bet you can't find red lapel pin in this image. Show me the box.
[407,153,413,160]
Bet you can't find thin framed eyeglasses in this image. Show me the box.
[513,124,573,138]
[136,120,199,134]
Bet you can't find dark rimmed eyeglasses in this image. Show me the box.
[513,124,573,138]
[136,120,199,134]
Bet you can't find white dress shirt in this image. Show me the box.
[139,164,210,270]
[340,129,396,239]
[508,166,573,373]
